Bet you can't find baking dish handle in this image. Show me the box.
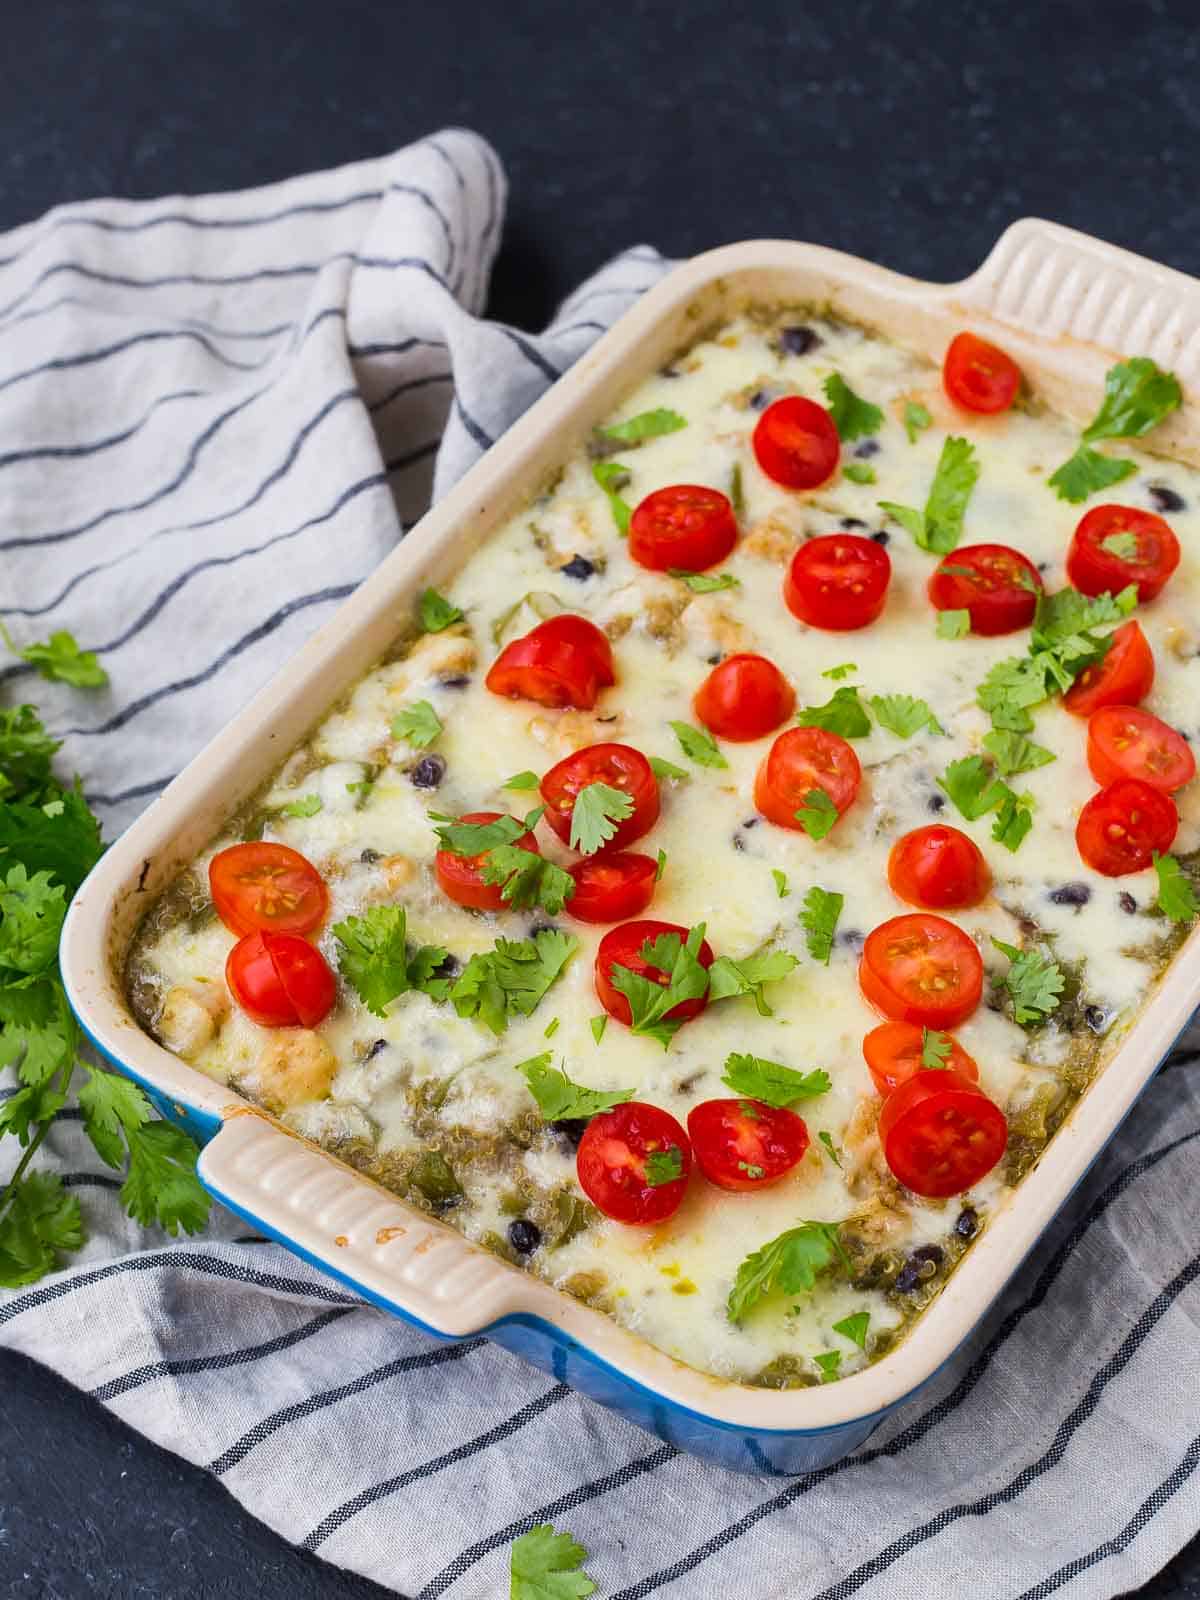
[197,1113,526,1338]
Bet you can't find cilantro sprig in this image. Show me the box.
[799,885,843,964]
[991,938,1065,1026]
[823,373,883,441]
[333,906,450,1016]
[796,686,871,739]
[514,1053,633,1120]
[707,948,799,1016]
[721,1051,830,1107]
[607,924,711,1048]
[879,436,979,554]
[592,461,633,533]
[1049,357,1182,503]
[937,755,1034,852]
[795,788,839,840]
[1153,852,1199,922]
[0,624,108,689]
[418,588,463,633]
[510,1524,597,1600]
[597,407,686,445]
[669,720,728,769]
[450,929,577,1036]
[569,781,635,854]
[727,1220,849,1323]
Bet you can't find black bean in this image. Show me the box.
[560,554,596,581]
[410,754,446,790]
[549,1118,588,1148]
[360,848,382,864]
[507,1218,542,1255]
[1048,882,1091,907]
[839,928,865,952]
[840,516,868,530]
[706,652,723,666]
[871,530,890,546]
[748,388,773,411]
[659,362,682,380]
[955,1207,979,1239]
[778,325,820,356]
[1085,1005,1110,1034]
[438,674,471,690]
[1149,484,1186,514]
[742,816,759,829]
[893,1262,922,1293]
[732,833,746,852]
[927,792,946,813]
[911,1243,944,1266]
[364,1038,389,1062]
[854,438,881,459]
[1119,891,1138,915]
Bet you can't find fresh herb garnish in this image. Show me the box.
[648,754,689,782]
[990,789,1034,853]
[822,662,857,681]
[795,788,839,840]
[510,1524,597,1600]
[727,1220,848,1323]
[1099,531,1141,560]
[1049,357,1181,502]
[937,755,1032,849]
[431,809,543,857]
[814,1350,842,1382]
[655,848,667,882]
[568,781,636,854]
[904,400,932,443]
[800,885,843,965]
[823,373,883,440]
[481,846,576,915]
[842,462,876,485]
[936,608,971,640]
[869,694,944,739]
[590,1014,607,1044]
[668,720,728,769]
[0,625,108,689]
[1153,852,1199,922]
[730,461,745,516]
[921,1028,952,1069]
[418,588,463,633]
[450,929,577,1037]
[795,685,871,739]
[391,700,442,748]
[544,1017,559,1038]
[1047,448,1138,504]
[644,1146,684,1186]
[818,1130,843,1168]
[502,770,540,790]
[592,460,633,533]
[333,906,450,1016]
[772,868,789,898]
[598,407,687,444]
[607,924,711,1048]
[707,948,799,1017]
[668,568,740,593]
[981,730,1055,776]
[878,435,979,554]
[991,937,1065,1025]
[721,1051,830,1107]
[832,1310,870,1348]
[280,793,322,819]
[513,1053,633,1120]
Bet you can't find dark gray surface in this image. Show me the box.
[1,0,1199,1594]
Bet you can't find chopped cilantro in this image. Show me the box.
[418,588,463,632]
[391,700,442,748]
[0,624,108,689]
[814,1350,842,1382]
[921,1028,952,1069]
[981,730,1055,776]
[832,1310,870,1348]
[800,885,843,965]
[510,1524,596,1600]
[333,906,449,1016]
[590,1014,607,1044]
[450,929,577,1036]
[878,436,979,554]
[480,846,576,915]
[991,938,1065,1025]
[869,693,944,739]
[727,1220,848,1323]
[1048,446,1138,504]
[936,608,970,640]
[822,662,857,681]
[592,460,633,533]
[1082,356,1182,443]
[772,867,789,898]
[543,1017,559,1038]
[655,848,667,882]
[904,400,932,443]
[937,755,1009,821]
[644,1146,684,1186]
[668,568,740,593]
[280,793,322,819]
[795,685,871,739]
[823,373,883,440]
[707,948,799,1017]
[1100,531,1141,560]
[842,462,877,485]
[818,1130,843,1168]
[568,781,635,854]
[502,770,540,790]
[648,754,689,782]
[514,1053,633,1120]
[721,1051,830,1107]
[598,407,687,444]
[1153,852,1199,922]
[607,924,711,1048]
[668,720,728,769]
[431,809,542,856]
[990,789,1034,853]
[795,788,839,840]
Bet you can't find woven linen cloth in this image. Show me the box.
[1,129,1198,1600]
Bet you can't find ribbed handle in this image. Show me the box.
[198,1114,526,1337]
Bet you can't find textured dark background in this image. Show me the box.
[2,0,1199,1595]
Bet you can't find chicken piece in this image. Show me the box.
[380,853,416,891]
[527,709,626,755]
[683,596,750,654]
[156,986,222,1061]
[249,1029,339,1113]
[742,515,799,563]
[392,629,476,690]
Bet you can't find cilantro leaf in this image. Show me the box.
[510,1523,596,1600]
[833,1310,870,1348]
[1100,531,1141,560]
[78,1066,151,1169]
[333,906,448,1016]
[1081,356,1182,444]
[991,938,1065,1025]
[727,1220,848,1323]
[869,694,944,739]
[607,923,710,1047]
[0,781,104,896]
[0,705,61,801]
[936,608,970,640]
[730,462,745,516]
[1047,446,1138,504]
[981,730,1055,776]
[722,1051,830,1107]
[822,662,857,681]
[0,865,66,976]
[280,793,322,819]
[1031,584,1138,652]
[669,720,728,769]
[644,1146,684,1186]
[655,848,667,882]
[772,868,789,898]
[450,930,577,1036]
[1153,852,1199,922]
[121,1121,212,1236]
[707,948,798,1016]
[823,373,883,440]
[921,1029,952,1069]
[990,789,1034,852]
[795,788,839,840]
[648,755,689,782]
[391,700,442,748]
[976,654,1051,733]
[514,1053,633,1120]
[842,462,876,485]
[569,781,635,854]
[0,1080,67,1146]
[503,771,540,790]
[598,407,687,444]
[0,978,78,1086]
[800,885,843,965]
[904,400,932,443]
[419,588,463,632]
[481,846,576,915]
[818,1130,843,1168]
[0,1172,84,1288]
[937,755,1010,821]
[431,811,541,856]
[592,461,632,534]
[795,686,871,739]
[814,1350,842,1382]
[0,625,109,689]
[879,436,978,554]
[878,500,927,543]
[590,1014,607,1044]
[668,568,740,593]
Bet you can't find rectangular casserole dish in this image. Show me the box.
[59,219,1200,1476]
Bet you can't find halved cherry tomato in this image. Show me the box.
[887,825,992,911]
[1062,620,1155,717]
[859,913,984,1029]
[1087,706,1196,794]
[927,544,1043,636]
[567,852,658,924]
[1075,777,1178,876]
[226,930,336,1028]
[753,396,840,490]
[942,332,1021,414]
[629,485,738,572]
[753,725,862,832]
[686,1098,810,1191]
[1067,505,1181,604]
[594,919,714,1029]
[435,811,541,913]
[861,1020,979,1097]
[693,653,795,742]
[877,1069,1007,1197]
[209,841,329,939]
[783,533,891,630]
[576,1101,692,1224]
[541,743,659,851]
[485,614,615,710]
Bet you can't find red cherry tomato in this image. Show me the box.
[783,534,891,631]
[1062,621,1155,717]
[1075,778,1178,876]
[1086,706,1196,794]
[859,914,984,1030]
[942,332,1021,414]
[861,1021,980,1098]
[594,919,714,1029]
[1067,505,1181,604]
[566,852,658,924]
[686,1098,810,1191]
[887,825,992,910]
[435,811,541,913]
[576,1101,692,1224]
[877,1070,1007,1197]
[485,614,615,710]
[208,841,328,939]
[540,743,660,852]
[693,653,795,742]
[226,930,336,1028]
[753,396,840,490]
[753,725,862,832]
[628,484,738,572]
[927,544,1043,636]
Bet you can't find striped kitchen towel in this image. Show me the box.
[1,130,1198,1600]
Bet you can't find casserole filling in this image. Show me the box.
[126,309,1199,1389]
